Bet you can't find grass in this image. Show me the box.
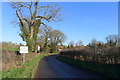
[1,47,19,51]
[1,53,53,78]
[1,45,19,51]
[57,56,120,78]
[5,48,19,51]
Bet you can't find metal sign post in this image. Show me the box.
[23,53,25,64]
[20,46,28,64]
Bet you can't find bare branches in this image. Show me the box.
[36,16,52,21]
[29,2,33,18]
[12,2,62,22]
[38,5,53,10]
[35,7,61,22]
[11,2,33,20]
[12,2,30,8]
[32,2,39,19]
[41,22,47,28]
[16,10,24,27]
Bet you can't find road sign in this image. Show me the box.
[20,46,28,53]
[20,46,28,64]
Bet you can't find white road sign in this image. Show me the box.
[20,46,28,53]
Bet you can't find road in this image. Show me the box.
[33,55,104,78]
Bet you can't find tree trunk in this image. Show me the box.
[30,27,34,39]
[25,26,34,52]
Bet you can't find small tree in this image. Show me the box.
[75,40,83,47]
[106,35,118,47]
[49,30,66,53]
[89,38,98,51]
[37,26,53,52]
[68,41,75,48]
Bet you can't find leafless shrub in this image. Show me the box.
[60,47,120,64]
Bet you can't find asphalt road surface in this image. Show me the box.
[34,55,104,78]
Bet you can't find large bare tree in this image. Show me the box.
[11,2,62,51]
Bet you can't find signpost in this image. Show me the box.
[20,46,28,64]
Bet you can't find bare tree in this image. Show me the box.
[106,35,118,47]
[11,2,62,51]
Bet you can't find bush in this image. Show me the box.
[60,47,120,64]
[1,53,51,78]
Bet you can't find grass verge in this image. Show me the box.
[1,53,53,78]
[57,56,120,78]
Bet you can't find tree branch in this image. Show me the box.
[41,22,47,28]
[32,2,39,19]
[13,2,30,8]
[16,10,24,27]
[38,5,53,10]
[22,18,30,24]
[36,16,52,21]
[30,2,33,20]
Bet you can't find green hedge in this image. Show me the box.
[58,56,120,78]
[1,54,51,78]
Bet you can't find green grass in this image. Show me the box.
[5,48,19,51]
[2,45,19,51]
[57,56,120,78]
[1,53,53,78]
[2,47,19,51]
